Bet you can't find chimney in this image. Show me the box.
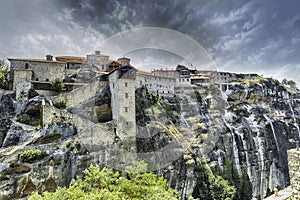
[95,50,100,55]
[46,55,53,61]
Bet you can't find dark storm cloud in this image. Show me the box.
[1,0,300,83]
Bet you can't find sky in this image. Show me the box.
[0,0,300,84]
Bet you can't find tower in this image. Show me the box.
[108,66,137,140]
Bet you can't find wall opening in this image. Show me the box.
[25,63,29,69]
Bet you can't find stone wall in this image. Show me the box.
[51,81,108,108]
[16,81,31,100]
[288,148,300,199]
[13,69,33,91]
[10,60,65,84]
[72,114,115,144]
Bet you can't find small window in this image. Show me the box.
[187,78,189,81]
[125,107,128,112]
[125,93,128,98]
[140,80,142,85]
[45,78,49,82]
[125,82,128,87]
[25,63,29,69]
[126,122,129,126]
[35,78,39,81]
[113,83,115,88]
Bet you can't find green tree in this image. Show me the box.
[231,163,241,200]
[218,161,241,200]
[0,59,9,89]
[29,163,180,200]
[287,80,297,89]
[176,64,188,71]
[193,160,235,200]
[240,166,252,200]
[50,78,65,92]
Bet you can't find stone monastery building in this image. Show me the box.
[6,50,237,141]
[8,50,236,96]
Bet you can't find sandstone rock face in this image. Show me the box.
[0,78,299,200]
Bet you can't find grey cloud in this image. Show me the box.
[1,0,300,84]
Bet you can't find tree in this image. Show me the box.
[231,163,241,200]
[193,160,236,200]
[50,78,65,92]
[240,166,252,200]
[29,162,180,200]
[176,64,188,71]
[0,59,9,89]
[220,161,241,200]
[287,80,297,89]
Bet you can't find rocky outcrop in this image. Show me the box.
[0,78,299,200]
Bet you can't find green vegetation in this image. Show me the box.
[29,162,180,200]
[50,78,66,93]
[53,100,66,109]
[28,88,39,99]
[240,166,253,200]
[135,86,180,125]
[0,59,9,89]
[193,160,236,200]
[287,80,297,89]
[176,64,188,71]
[17,113,41,126]
[194,90,202,103]
[235,73,259,80]
[213,161,253,200]
[18,149,48,163]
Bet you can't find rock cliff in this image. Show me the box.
[0,77,299,200]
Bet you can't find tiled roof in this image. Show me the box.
[55,56,86,63]
[8,58,65,64]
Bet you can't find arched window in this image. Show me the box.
[35,78,39,81]
[25,63,29,69]
[45,78,49,82]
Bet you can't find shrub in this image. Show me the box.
[17,113,41,126]
[29,162,181,200]
[28,89,39,99]
[50,78,66,93]
[18,149,48,163]
[53,100,66,109]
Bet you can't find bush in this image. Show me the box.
[50,78,65,92]
[0,60,9,89]
[28,89,39,99]
[17,113,41,126]
[18,149,48,163]
[53,100,66,109]
[29,162,181,200]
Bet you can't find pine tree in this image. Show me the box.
[193,160,214,200]
[231,163,241,200]
[240,166,252,200]
[193,160,236,200]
